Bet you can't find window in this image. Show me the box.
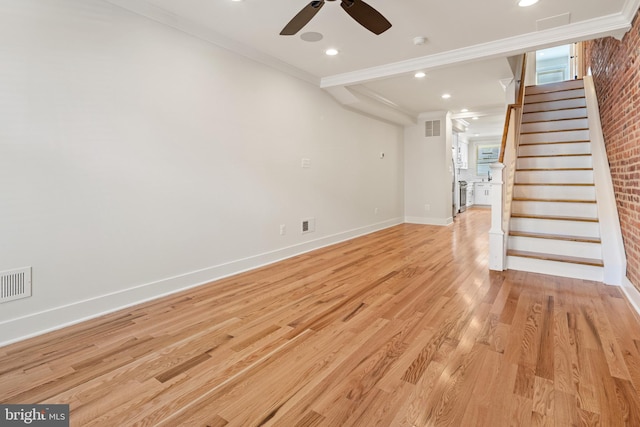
[476,144,500,176]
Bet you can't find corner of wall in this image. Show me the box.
[622,276,640,316]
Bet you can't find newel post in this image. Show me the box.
[489,162,506,271]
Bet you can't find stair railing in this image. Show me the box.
[489,53,527,271]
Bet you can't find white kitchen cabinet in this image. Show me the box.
[466,185,474,206]
[474,182,492,205]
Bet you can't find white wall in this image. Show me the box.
[0,0,404,345]
[404,112,453,225]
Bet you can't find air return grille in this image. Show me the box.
[425,120,441,137]
[0,267,32,303]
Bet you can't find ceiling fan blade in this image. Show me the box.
[340,0,391,35]
[280,1,325,35]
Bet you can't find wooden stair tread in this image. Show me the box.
[521,116,588,124]
[518,153,592,158]
[524,96,585,105]
[509,231,601,243]
[514,183,594,186]
[512,197,596,203]
[516,167,593,171]
[523,106,587,114]
[507,249,603,267]
[511,213,599,222]
[524,107,588,114]
[525,82,584,94]
[521,128,588,135]
[519,140,590,146]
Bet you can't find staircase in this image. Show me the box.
[506,79,605,281]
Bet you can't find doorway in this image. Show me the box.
[535,43,582,84]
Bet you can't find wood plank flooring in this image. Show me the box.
[2,208,640,426]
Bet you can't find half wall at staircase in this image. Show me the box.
[585,8,640,293]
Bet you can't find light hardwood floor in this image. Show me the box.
[2,208,640,426]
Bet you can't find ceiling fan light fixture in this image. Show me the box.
[518,0,539,7]
[280,0,391,36]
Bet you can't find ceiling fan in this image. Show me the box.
[280,0,392,36]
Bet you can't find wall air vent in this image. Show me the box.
[0,267,32,303]
[425,120,441,137]
[301,217,316,234]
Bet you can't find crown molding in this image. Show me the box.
[320,10,635,88]
[101,0,639,126]
[103,0,319,86]
[324,86,416,126]
[102,0,639,91]
[622,0,640,22]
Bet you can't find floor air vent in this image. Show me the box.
[0,267,32,303]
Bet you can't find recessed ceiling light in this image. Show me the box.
[325,48,339,56]
[461,108,469,113]
[518,0,538,6]
[441,93,451,99]
[474,133,480,137]
[414,71,426,78]
[472,116,479,120]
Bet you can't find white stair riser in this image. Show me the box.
[521,118,588,133]
[506,256,603,281]
[515,170,593,184]
[512,200,597,218]
[511,83,606,280]
[513,184,596,200]
[520,130,590,144]
[523,98,587,113]
[508,236,602,259]
[518,142,591,157]
[517,156,592,169]
[510,217,600,238]
[525,80,584,95]
[522,108,587,123]
[525,88,585,104]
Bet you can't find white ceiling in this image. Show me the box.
[107,0,639,136]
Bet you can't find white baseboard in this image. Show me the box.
[0,217,403,348]
[404,216,453,226]
[621,276,640,317]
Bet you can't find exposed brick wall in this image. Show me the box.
[585,9,640,290]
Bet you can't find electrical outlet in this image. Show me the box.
[279,224,286,235]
